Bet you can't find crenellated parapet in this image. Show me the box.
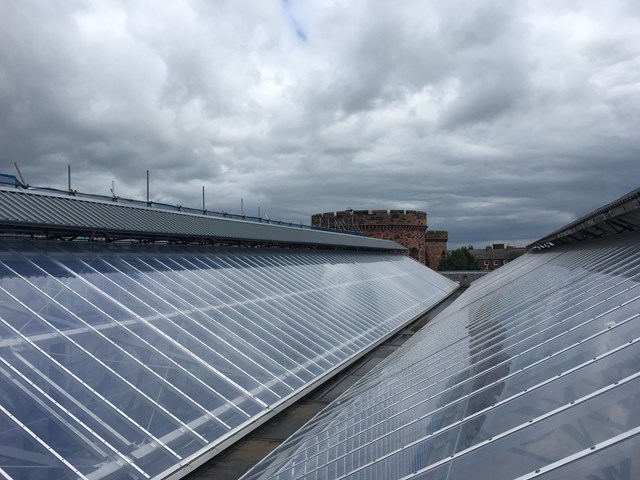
[425,230,448,270]
[312,209,427,230]
[425,230,448,241]
[312,209,447,270]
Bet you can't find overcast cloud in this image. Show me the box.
[1,0,639,248]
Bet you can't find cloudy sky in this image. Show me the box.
[1,1,639,248]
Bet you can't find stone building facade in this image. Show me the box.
[469,244,527,271]
[311,209,448,270]
[425,230,449,270]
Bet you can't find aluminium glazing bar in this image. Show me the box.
[0,313,185,460]
[340,258,640,411]
[511,425,640,480]
[0,402,90,479]
[0,358,150,478]
[278,321,640,479]
[99,256,288,401]
[3,261,220,445]
[58,255,263,412]
[126,255,307,388]
[396,370,640,480]
[256,304,640,476]
[195,254,370,359]
[17,254,235,431]
[0,281,208,449]
[12,352,131,445]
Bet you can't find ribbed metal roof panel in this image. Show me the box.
[528,185,640,249]
[0,187,403,250]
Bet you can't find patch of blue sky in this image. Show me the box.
[282,0,307,41]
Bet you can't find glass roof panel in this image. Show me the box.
[0,239,455,479]
[244,231,640,480]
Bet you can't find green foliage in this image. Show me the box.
[438,247,479,271]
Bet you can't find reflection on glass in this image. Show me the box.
[244,234,640,480]
[0,239,454,479]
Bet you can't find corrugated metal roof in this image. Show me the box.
[528,186,640,250]
[0,187,404,250]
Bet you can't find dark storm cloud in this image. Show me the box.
[1,0,639,248]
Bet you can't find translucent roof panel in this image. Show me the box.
[0,239,456,479]
[244,230,640,480]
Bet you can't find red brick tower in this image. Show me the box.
[311,209,447,270]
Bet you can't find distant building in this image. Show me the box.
[469,243,527,270]
[311,209,448,270]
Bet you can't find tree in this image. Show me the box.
[438,247,479,271]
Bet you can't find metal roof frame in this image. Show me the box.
[244,230,640,480]
[0,239,456,479]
